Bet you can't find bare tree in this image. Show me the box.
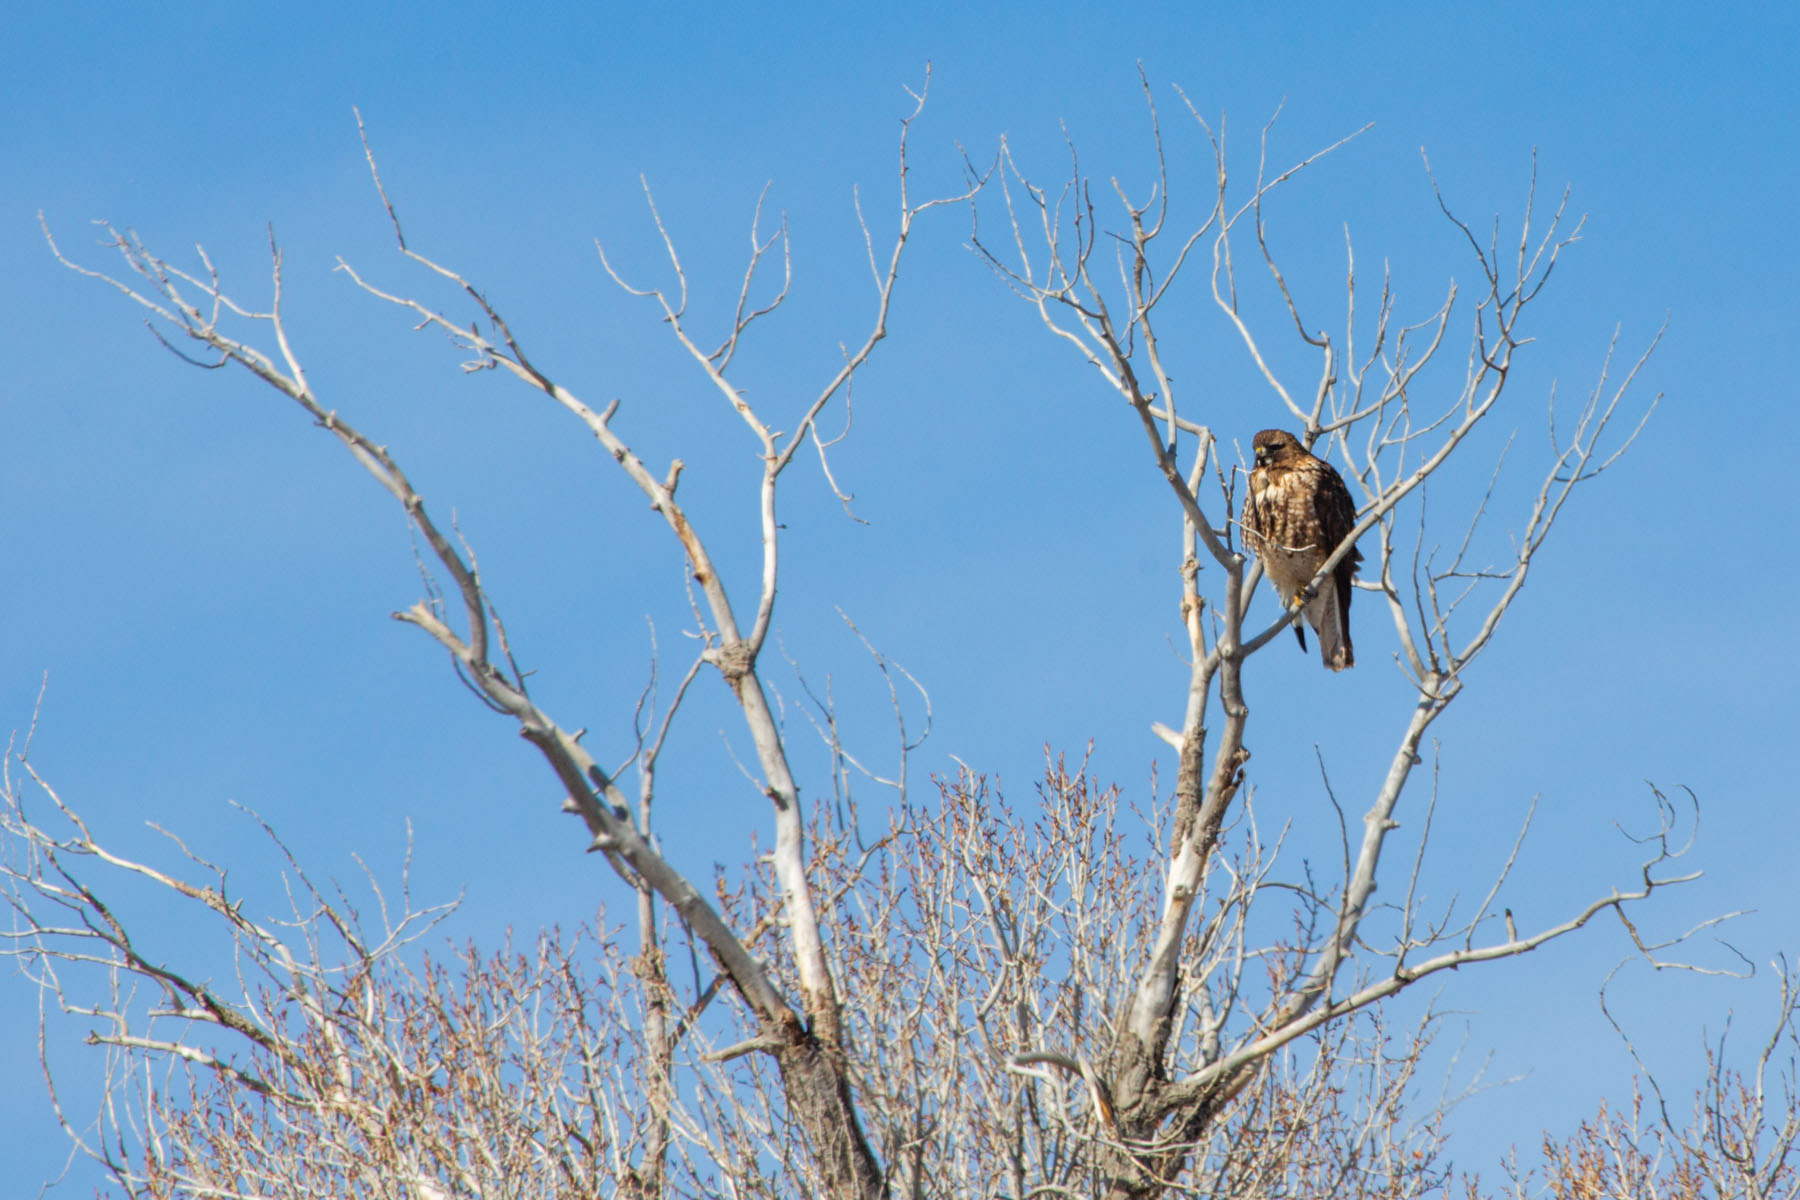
[1470,964,1800,1200]
[5,72,1686,1199]
[959,73,1678,1197]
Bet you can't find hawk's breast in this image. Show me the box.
[1248,469,1326,600]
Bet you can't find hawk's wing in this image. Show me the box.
[1312,459,1360,576]
[1310,456,1362,669]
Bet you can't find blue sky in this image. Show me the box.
[3,1,1796,1190]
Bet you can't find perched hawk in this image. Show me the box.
[1241,428,1363,671]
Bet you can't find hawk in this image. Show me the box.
[1241,428,1363,671]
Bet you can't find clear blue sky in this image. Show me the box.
[4,1,1795,1190]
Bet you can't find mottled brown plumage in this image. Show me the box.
[1241,429,1363,671]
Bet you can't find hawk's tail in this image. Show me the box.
[1309,584,1354,672]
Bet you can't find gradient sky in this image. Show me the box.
[4,2,1797,1191]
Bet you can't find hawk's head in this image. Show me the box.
[1251,428,1305,470]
